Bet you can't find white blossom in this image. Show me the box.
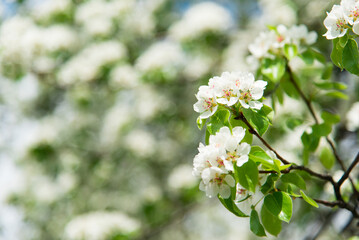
[65,211,140,240]
[341,0,359,25]
[199,167,235,199]
[237,72,267,110]
[135,40,185,75]
[193,86,218,119]
[323,5,348,39]
[169,2,232,41]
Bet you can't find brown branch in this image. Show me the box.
[286,66,358,195]
[338,152,359,187]
[235,112,335,184]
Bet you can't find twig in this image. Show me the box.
[286,66,358,194]
[338,152,359,187]
[235,112,335,184]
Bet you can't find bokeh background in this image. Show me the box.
[0,0,358,239]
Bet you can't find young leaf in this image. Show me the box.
[319,147,335,170]
[207,109,230,135]
[312,123,332,137]
[330,38,343,69]
[261,173,279,194]
[197,117,206,130]
[342,38,359,75]
[300,49,314,65]
[218,195,249,217]
[301,132,320,152]
[261,58,286,82]
[260,203,282,236]
[325,91,348,100]
[264,192,293,223]
[242,108,269,136]
[280,172,306,190]
[284,44,298,60]
[300,190,319,208]
[321,111,340,124]
[236,160,259,192]
[250,209,266,237]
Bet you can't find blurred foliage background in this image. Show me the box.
[0,0,358,239]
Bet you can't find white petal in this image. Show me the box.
[249,101,263,110]
[224,175,235,187]
[237,143,251,155]
[219,184,231,199]
[353,22,359,35]
[236,155,248,167]
[232,127,245,142]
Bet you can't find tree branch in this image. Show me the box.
[286,65,358,195]
[338,152,359,187]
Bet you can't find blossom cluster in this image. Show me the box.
[323,0,359,39]
[193,126,250,199]
[248,24,317,60]
[193,72,267,119]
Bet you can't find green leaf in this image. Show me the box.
[302,148,310,165]
[205,128,210,145]
[284,44,298,60]
[236,160,259,192]
[314,81,347,90]
[261,58,286,82]
[264,192,293,223]
[321,63,333,80]
[325,91,348,100]
[311,49,326,64]
[339,33,349,48]
[301,132,320,152]
[207,109,230,135]
[258,104,273,123]
[229,117,253,144]
[321,111,340,124]
[261,173,279,194]
[300,190,319,208]
[286,117,303,130]
[330,38,343,69]
[250,209,266,237]
[342,38,359,75]
[218,195,249,217]
[312,123,332,137]
[242,108,269,136]
[197,117,206,130]
[300,49,314,65]
[260,203,282,236]
[280,172,306,190]
[249,146,278,172]
[281,74,300,99]
[319,147,335,169]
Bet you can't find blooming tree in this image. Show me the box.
[192,4,359,238]
[0,0,358,240]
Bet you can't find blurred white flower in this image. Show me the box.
[125,129,156,158]
[100,104,133,147]
[169,2,233,41]
[136,40,185,74]
[110,64,140,89]
[168,164,197,190]
[183,55,213,80]
[32,0,71,21]
[58,41,127,85]
[346,102,359,131]
[76,0,133,37]
[65,211,140,240]
[259,0,297,26]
